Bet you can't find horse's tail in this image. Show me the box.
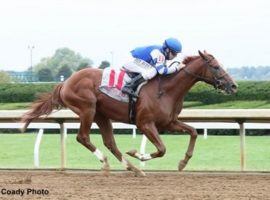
[21,83,65,132]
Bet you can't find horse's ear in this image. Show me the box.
[198,50,207,61]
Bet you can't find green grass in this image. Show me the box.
[0,102,31,110]
[1,101,270,110]
[183,101,270,109]
[0,133,269,171]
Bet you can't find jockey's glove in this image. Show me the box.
[169,62,186,72]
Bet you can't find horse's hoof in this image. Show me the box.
[124,158,145,177]
[134,169,146,177]
[101,157,110,177]
[126,149,137,157]
[101,167,110,177]
[178,160,187,171]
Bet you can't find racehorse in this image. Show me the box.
[21,50,237,176]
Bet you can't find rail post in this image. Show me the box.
[34,128,44,168]
[237,120,246,171]
[57,120,66,170]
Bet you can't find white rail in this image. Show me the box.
[0,122,136,168]
[0,109,270,171]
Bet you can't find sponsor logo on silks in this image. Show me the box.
[157,55,165,63]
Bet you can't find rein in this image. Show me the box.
[182,57,228,89]
[156,56,229,97]
[157,76,164,98]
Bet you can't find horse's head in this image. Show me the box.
[184,50,237,94]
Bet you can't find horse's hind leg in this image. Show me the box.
[95,113,145,177]
[64,92,109,172]
[76,105,110,172]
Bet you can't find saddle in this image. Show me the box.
[99,68,146,123]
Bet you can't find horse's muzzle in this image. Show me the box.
[217,81,237,95]
[226,83,238,94]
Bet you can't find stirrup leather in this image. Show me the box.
[122,86,138,97]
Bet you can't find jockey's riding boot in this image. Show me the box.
[122,74,145,98]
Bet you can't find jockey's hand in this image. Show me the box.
[169,62,185,72]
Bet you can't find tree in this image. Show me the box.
[77,62,91,71]
[99,60,110,69]
[34,47,93,76]
[37,68,54,82]
[56,64,72,81]
[0,71,12,83]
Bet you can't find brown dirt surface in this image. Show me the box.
[0,170,269,200]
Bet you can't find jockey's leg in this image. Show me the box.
[127,122,166,161]
[95,113,145,177]
[122,66,157,97]
[121,74,145,97]
[167,120,198,171]
[122,59,146,74]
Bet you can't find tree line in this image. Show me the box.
[1,47,270,83]
[1,47,110,83]
[33,47,110,81]
[228,66,270,80]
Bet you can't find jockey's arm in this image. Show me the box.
[150,49,182,75]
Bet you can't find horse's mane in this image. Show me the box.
[182,55,200,65]
[159,55,201,80]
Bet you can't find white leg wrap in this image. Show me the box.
[135,152,142,159]
[93,149,104,161]
[142,153,152,160]
[121,157,129,168]
[135,152,152,161]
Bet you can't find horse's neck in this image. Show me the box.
[164,62,203,104]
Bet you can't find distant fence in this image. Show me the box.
[0,109,270,171]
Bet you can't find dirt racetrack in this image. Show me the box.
[0,170,269,200]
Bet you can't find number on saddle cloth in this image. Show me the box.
[99,68,132,103]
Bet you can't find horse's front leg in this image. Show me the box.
[95,113,145,177]
[167,120,198,171]
[127,122,166,161]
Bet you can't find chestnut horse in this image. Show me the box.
[21,50,237,176]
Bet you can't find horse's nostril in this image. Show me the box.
[231,84,238,92]
[231,84,237,89]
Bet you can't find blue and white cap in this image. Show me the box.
[163,37,182,53]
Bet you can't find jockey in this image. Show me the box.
[122,37,183,97]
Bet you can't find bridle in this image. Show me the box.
[182,56,228,89]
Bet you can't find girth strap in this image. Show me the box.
[128,96,136,124]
